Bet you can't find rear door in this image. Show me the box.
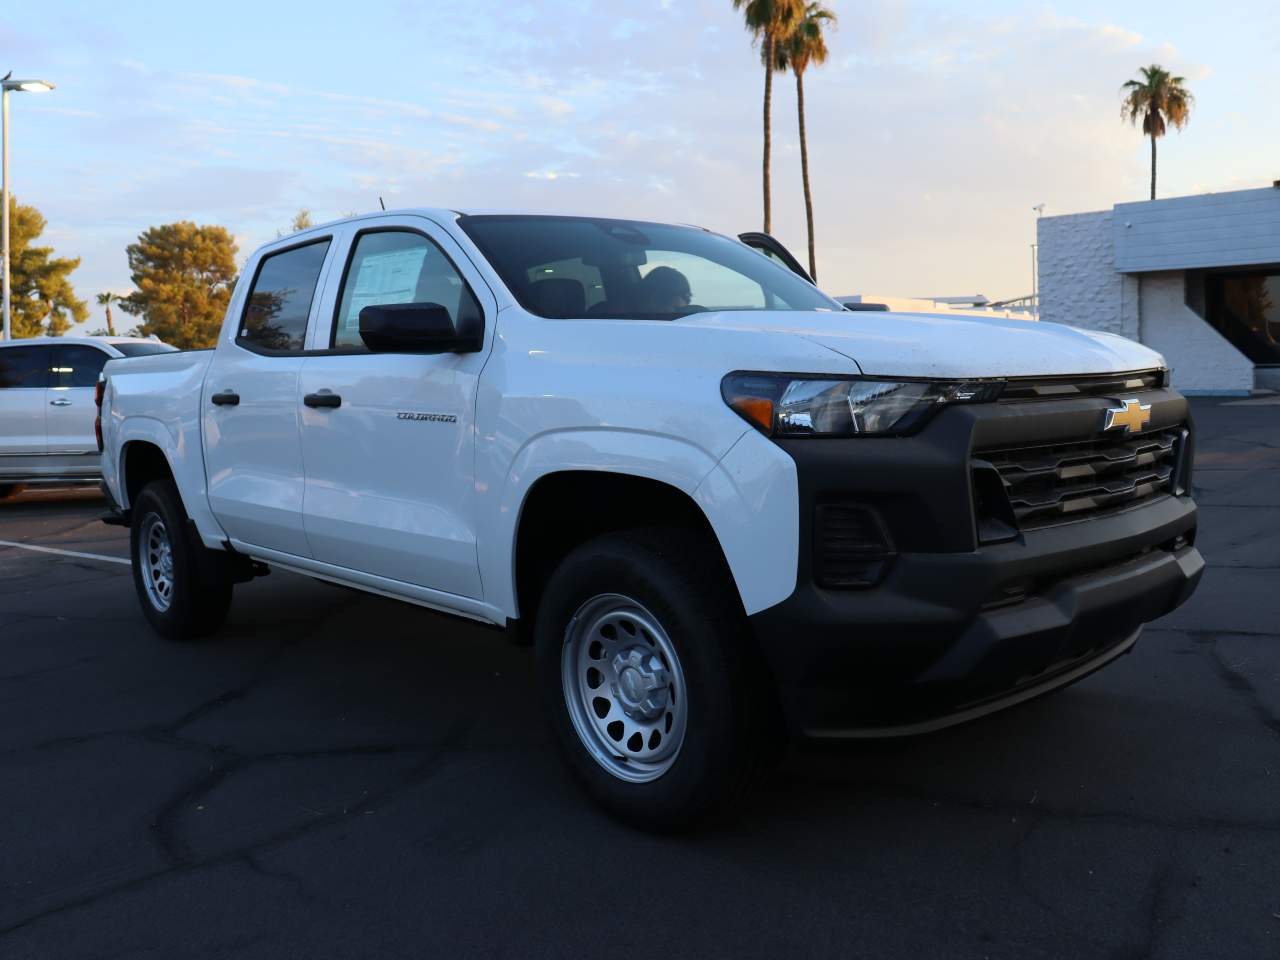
[738,232,815,285]
[0,345,52,457]
[202,236,338,557]
[46,344,111,454]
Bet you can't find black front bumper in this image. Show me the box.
[748,387,1204,737]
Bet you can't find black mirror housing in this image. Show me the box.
[358,302,482,354]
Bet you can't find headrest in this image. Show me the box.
[526,278,586,317]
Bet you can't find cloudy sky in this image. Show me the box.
[4,0,1277,332]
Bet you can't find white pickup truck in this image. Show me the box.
[100,210,1203,827]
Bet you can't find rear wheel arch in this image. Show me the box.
[512,470,742,634]
[121,440,177,511]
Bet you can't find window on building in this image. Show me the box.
[1205,270,1280,365]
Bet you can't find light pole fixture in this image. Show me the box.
[2,75,56,341]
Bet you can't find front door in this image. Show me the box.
[202,236,336,557]
[46,344,111,454]
[297,218,493,599]
[0,345,51,458]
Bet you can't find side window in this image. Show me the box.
[238,239,331,353]
[0,346,52,389]
[332,230,481,349]
[50,346,110,388]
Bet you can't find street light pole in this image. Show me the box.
[2,84,10,341]
[1,76,56,342]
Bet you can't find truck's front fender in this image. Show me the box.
[483,427,799,619]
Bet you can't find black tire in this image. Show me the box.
[130,479,233,641]
[535,527,765,830]
[0,483,26,500]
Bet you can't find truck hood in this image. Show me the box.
[686,310,1165,379]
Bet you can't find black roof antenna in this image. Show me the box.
[379,196,386,211]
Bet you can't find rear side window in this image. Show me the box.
[332,230,481,349]
[50,346,110,388]
[0,346,52,389]
[238,239,331,352]
[112,342,178,358]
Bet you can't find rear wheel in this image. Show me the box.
[535,528,765,830]
[130,480,233,640]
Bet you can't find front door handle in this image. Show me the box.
[211,390,240,406]
[303,391,342,409]
[50,398,72,407]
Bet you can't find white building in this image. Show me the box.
[1037,185,1280,395]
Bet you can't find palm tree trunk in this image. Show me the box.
[1150,132,1157,201]
[795,69,816,281]
[105,304,115,336]
[762,31,773,234]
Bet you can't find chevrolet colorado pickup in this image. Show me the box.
[99,210,1203,827]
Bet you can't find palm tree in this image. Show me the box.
[775,2,835,281]
[96,292,118,336]
[1121,65,1194,200]
[733,0,804,233]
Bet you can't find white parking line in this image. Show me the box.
[0,539,131,566]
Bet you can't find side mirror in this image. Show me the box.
[358,302,481,354]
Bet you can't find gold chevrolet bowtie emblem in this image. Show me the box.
[1103,398,1152,434]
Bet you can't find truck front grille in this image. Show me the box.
[997,370,1163,402]
[975,425,1186,532]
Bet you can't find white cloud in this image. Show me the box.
[8,0,1259,310]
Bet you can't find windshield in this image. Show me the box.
[112,342,178,357]
[458,215,839,320]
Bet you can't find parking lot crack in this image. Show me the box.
[1199,633,1280,739]
[1115,836,1180,960]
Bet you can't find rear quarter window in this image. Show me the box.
[50,346,111,388]
[112,342,178,358]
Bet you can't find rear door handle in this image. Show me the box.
[303,391,342,409]
[50,398,72,406]
[211,390,240,406]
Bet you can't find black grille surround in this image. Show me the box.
[997,370,1165,402]
[975,423,1188,535]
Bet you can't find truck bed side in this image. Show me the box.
[101,349,227,547]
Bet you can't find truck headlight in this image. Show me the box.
[721,372,1003,437]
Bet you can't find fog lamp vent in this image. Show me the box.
[814,503,895,589]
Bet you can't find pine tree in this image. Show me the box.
[118,222,239,349]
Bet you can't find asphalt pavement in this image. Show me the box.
[1,397,1277,959]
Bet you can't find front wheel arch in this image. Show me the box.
[511,470,740,637]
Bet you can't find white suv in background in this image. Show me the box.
[0,336,176,498]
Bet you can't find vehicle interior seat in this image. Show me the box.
[526,278,586,317]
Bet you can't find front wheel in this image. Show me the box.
[130,480,233,640]
[535,529,765,830]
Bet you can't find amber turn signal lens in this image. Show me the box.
[729,396,774,433]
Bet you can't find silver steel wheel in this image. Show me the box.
[138,513,175,613]
[561,593,688,784]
